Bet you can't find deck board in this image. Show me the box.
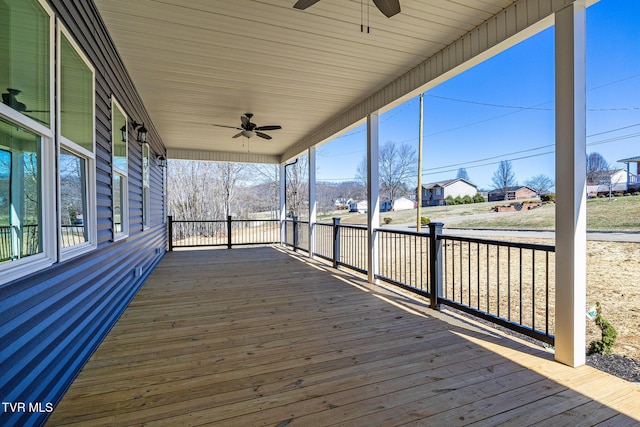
[47,246,640,426]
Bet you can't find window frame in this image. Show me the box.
[111,97,129,240]
[57,22,97,261]
[0,0,56,285]
[142,143,150,230]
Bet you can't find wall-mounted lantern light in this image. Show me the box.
[131,120,148,143]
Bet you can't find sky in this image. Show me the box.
[314,0,640,190]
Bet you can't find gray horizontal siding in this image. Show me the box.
[0,0,167,426]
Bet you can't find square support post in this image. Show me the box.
[367,112,380,284]
[554,1,587,367]
[279,163,286,245]
[428,222,443,310]
[332,217,341,269]
[308,147,317,258]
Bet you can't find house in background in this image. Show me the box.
[334,197,352,210]
[420,178,477,206]
[380,196,415,212]
[617,156,640,191]
[488,185,537,202]
[587,168,635,196]
[348,200,368,213]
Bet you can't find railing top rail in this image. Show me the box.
[376,228,430,237]
[439,233,555,252]
[337,224,367,230]
[171,219,278,223]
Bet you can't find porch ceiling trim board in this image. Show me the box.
[282,0,599,162]
[166,148,280,164]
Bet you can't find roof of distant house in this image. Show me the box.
[618,155,640,163]
[421,178,477,190]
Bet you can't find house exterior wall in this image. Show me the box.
[0,1,166,425]
[443,181,477,200]
[513,187,537,200]
[392,197,414,211]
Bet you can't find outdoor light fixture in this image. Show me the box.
[131,120,148,143]
[155,154,167,167]
[120,125,127,142]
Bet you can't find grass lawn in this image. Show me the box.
[325,195,640,231]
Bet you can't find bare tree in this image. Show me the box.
[355,141,417,201]
[491,160,517,200]
[587,152,610,184]
[456,168,470,181]
[525,174,554,195]
[285,156,308,218]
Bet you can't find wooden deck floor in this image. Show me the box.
[48,246,640,426]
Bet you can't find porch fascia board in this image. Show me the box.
[168,148,279,164]
[281,0,599,163]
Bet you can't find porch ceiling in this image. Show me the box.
[93,0,549,163]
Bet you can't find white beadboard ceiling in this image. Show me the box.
[92,0,585,164]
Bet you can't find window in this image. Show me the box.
[0,0,55,285]
[112,99,128,239]
[0,118,42,262]
[58,27,95,258]
[142,143,149,229]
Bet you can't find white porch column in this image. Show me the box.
[308,147,317,257]
[279,163,286,245]
[367,112,380,283]
[554,0,587,367]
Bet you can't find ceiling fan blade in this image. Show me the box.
[372,0,401,17]
[213,124,241,129]
[254,125,282,131]
[255,131,272,140]
[241,115,250,128]
[293,0,320,10]
[232,131,244,138]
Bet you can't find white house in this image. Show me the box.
[348,200,367,213]
[587,169,634,196]
[391,197,415,211]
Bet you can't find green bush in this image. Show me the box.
[462,195,474,204]
[420,217,430,226]
[383,217,392,224]
[588,301,618,356]
[453,195,463,205]
[473,194,485,203]
[445,195,455,205]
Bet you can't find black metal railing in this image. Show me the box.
[168,216,279,250]
[336,224,367,273]
[284,217,310,252]
[438,234,555,344]
[376,228,431,295]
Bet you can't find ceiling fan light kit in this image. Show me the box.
[213,113,282,140]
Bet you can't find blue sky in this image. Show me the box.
[316,0,640,190]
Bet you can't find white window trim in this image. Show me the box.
[0,0,56,286]
[112,97,129,240]
[57,22,97,261]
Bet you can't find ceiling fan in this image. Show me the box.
[293,0,401,18]
[212,113,282,140]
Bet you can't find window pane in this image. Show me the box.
[112,102,127,173]
[142,143,149,187]
[0,117,42,262]
[60,148,88,248]
[60,34,92,151]
[142,186,149,228]
[113,173,122,235]
[0,0,50,127]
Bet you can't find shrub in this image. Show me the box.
[420,217,430,226]
[588,301,618,356]
[473,193,485,203]
[540,193,555,202]
[462,195,474,204]
[453,195,463,205]
[383,217,392,224]
[445,195,455,205]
